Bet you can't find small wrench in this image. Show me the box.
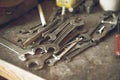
[65,40,97,62]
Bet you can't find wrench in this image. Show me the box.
[42,17,62,38]
[48,7,61,22]
[22,16,60,47]
[0,37,34,61]
[65,40,97,62]
[39,17,84,53]
[26,53,52,70]
[46,38,83,66]
[43,18,70,41]
[65,13,118,62]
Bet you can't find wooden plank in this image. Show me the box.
[0,59,45,80]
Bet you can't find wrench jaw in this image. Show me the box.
[46,57,59,66]
[26,59,44,70]
[44,33,57,41]
[38,44,60,54]
[19,49,36,61]
[70,17,84,27]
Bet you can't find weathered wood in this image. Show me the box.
[0,59,45,80]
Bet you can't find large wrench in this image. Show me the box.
[65,40,97,62]
[0,37,34,61]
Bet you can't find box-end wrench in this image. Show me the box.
[0,37,34,61]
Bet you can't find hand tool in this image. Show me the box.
[0,36,34,61]
[42,16,61,37]
[46,13,118,65]
[65,13,118,62]
[48,7,61,23]
[22,16,60,47]
[45,19,99,66]
[19,24,42,34]
[65,39,96,62]
[43,18,70,41]
[46,37,83,66]
[26,53,52,70]
[39,17,84,54]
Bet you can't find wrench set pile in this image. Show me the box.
[0,5,119,70]
[16,11,118,70]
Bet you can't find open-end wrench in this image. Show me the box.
[53,17,84,46]
[0,37,34,61]
[65,13,118,62]
[43,18,70,41]
[22,16,60,47]
[65,40,97,62]
[48,7,61,23]
[42,17,62,38]
[26,53,52,70]
[61,28,87,46]
[46,38,83,66]
[39,17,84,53]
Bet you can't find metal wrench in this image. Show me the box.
[46,38,83,66]
[26,53,52,70]
[0,37,34,61]
[43,18,70,41]
[65,40,97,62]
[39,17,84,53]
[22,16,60,47]
[65,13,118,62]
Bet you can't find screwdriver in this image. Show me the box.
[115,22,120,56]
